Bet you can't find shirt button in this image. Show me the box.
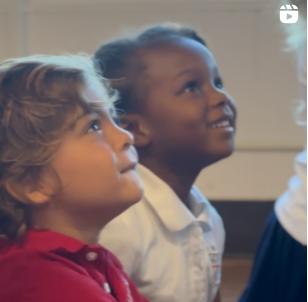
[86,251,98,261]
[104,282,111,293]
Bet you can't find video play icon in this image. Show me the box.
[280,4,299,24]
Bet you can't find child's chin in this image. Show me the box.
[213,141,235,157]
[221,145,234,157]
[215,148,234,162]
[122,180,144,206]
[117,190,144,216]
[122,170,144,196]
[130,186,144,205]
[201,145,235,167]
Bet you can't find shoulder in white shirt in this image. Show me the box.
[100,164,225,302]
[275,150,307,246]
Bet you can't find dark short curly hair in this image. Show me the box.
[94,23,207,114]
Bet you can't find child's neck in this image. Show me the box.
[31,208,104,245]
[140,157,200,208]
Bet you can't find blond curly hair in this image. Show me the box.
[0,55,116,240]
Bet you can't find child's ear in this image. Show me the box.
[119,114,151,147]
[5,180,50,205]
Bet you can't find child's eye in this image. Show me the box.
[214,78,224,90]
[183,80,200,93]
[88,119,101,133]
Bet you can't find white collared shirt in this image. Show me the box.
[100,165,225,302]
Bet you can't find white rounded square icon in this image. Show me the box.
[280,5,299,24]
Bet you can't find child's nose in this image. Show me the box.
[209,88,230,108]
[117,126,134,151]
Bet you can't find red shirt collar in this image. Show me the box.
[18,229,102,254]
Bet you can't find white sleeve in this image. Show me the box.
[99,210,141,278]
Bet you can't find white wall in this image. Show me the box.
[0,0,305,200]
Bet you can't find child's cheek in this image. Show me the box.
[179,104,207,127]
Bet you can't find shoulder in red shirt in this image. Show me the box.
[0,229,148,302]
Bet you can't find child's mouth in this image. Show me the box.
[208,119,229,129]
[121,162,137,173]
[207,119,233,130]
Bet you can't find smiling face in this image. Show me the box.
[46,84,144,221]
[134,37,237,170]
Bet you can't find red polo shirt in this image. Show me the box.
[0,229,148,302]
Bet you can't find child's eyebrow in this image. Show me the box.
[67,111,91,130]
[173,65,221,81]
[173,69,196,81]
[173,68,207,81]
[67,106,117,132]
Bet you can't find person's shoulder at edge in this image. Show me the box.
[0,247,114,302]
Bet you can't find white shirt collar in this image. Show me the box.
[137,164,211,233]
[188,187,211,232]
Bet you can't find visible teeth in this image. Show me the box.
[209,120,231,129]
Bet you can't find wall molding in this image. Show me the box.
[25,0,276,14]
[195,150,298,200]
